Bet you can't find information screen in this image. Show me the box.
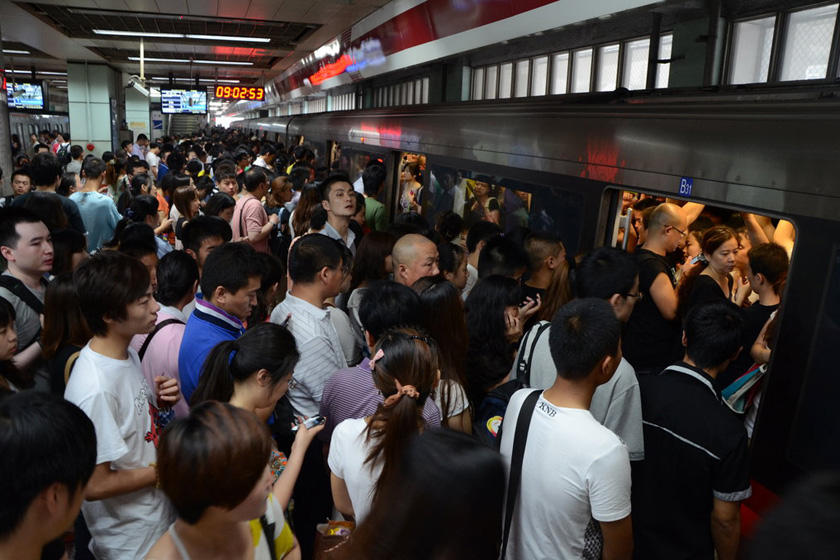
[7,82,44,110]
[214,85,265,101]
[161,89,207,114]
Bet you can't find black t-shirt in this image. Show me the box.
[633,362,752,559]
[717,302,779,390]
[520,283,544,305]
[623,249,682,371]
[686,275,732,313]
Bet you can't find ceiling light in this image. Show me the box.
[129,57,253,66]
[185,34,270,43]
[6,69,66,76]
[149,77,241,83]
[3,49,30,55]
[94,29,182,39]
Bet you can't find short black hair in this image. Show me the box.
[29,152,62,187]
[185,159,203,176]
[358,280,423,341]
[200,242,263,298]
[288,165,312,190]
[69,145,84,160]
[549,298,621,380]
[576,247,639,300]
[0,391,96,540]
[477,235,528,279]
[121,140,132,149]
[244,167,267,193]
[318,172,352,200]
[287,233,343,284]
[137,133,148,142]
[259,143,275,156]
[156,251,199,306]
[128,159,149,174]
[683,302,744,370]
[181,215,232,254]
[10,168,31,182]
[82,157,106,179]
[130,173,152,197]
[204,193,236,218]
[74,250,151,336]
[466,221,502,253]
[0,207,44,249]
[118,222,157,259]
[362,164,386,196]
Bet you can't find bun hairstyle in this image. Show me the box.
[365,326,440,502]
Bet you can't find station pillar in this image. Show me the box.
[67,63,118,155]
[0,26,15,195]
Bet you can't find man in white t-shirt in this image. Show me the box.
[65,251,182,559]
[500,298,633,560]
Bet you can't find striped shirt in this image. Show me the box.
[270,293,347,417]
[318,358,442,443]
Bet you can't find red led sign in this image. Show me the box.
[214,86,265,101]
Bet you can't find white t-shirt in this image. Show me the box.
[64,344,174,559]
[499,390,631,560]
[432,379,469,418]
[462,263,478,301]
[328,418,382,523]
[146,151,160,172]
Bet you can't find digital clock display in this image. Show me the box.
[214,86,265,101]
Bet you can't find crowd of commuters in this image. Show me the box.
[0,127,803,560]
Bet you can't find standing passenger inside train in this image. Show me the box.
[391,233,440,287]
[520,232,566,304]
[633,302,750,560]
[477,234,530,281]
[676,226,740,317]
[500,299,632,560]
[512,247,644,461]
[318,173,357,255]
[328,326,440,523]
[623,203,686,374]
[362,163,388,232]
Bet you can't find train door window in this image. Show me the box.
[421,77,430,103]
[656,33,673,88]
[779,3,838,81]
[531,56,549,96]
[551,52,570,94]
[596,43,620,91]
[396,152,427,215]
[485,65,498,100]
[622,38,650,90]
[572,48,593,93]
[335,146,387,193]
[424,164,585,255]
[499,63,513,99]
[514,59,530,97]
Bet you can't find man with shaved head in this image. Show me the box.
[623,202,688,374]
[392,233,440,287]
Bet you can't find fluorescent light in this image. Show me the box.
[129,57,253,66]
[150,77,241,83]
[185,34,270,43]
[3,49,30,55]
[6,69,66,76]
[94,29,183,39]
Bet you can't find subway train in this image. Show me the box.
[233,86,840,527]
[9,112,69,152]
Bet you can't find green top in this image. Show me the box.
[365,196,387,232]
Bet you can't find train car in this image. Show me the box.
[8,112,70,153]
[234,87,840,529]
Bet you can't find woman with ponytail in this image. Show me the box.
[677,225,740,317]
[190,323,321,510]
[328,326,440,522]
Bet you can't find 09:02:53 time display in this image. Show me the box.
[214,86,265,100]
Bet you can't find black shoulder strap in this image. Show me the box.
[524,322,551,387]
[259,515,278,560]
[516,322,551,387]
[138,318,184,360]
[0,275,45,315]
[501,389,541,558]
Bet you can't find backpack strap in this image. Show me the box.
[515,321,551,387]
[501,389,541,558]
[64,351,81,385]
[0,275,45,315]
[138,318,184,361]
[259,515,279,560]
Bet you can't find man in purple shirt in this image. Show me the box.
[319,280,442,444]
[130,133,149,161]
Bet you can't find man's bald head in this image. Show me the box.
[392,234,440,287]
[647,202,688,252]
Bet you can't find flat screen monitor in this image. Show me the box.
[7,81,44,110]
[160,89,207,114]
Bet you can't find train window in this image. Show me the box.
[787,247,840,470]
[572,48,593,93]
[423,164,585,255]
[623,38,650,90]
[422,78,430,103]
[779,3,838,81]
[656,33,673,88]
[515,59,530,97]
[334,146,386,194]
[531,55,549,96]
[551,52,570,94]
[396,152,427,215]
[596,43,620,92]
[499,63,513,99]
[472,67,485,100]
[484,65,498,100]
[728,16,776,85]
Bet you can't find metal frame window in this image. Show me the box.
[728,15,777,84]
[622,37,650,90]
[596,43,620,91]
[571,48,593,93]
[550,52,570,95]
[779,3,839,81]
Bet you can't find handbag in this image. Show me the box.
[722,363,767,414]
[313,520,354,560]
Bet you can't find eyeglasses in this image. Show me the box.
[623,291,643,300]
[669,225,687,237]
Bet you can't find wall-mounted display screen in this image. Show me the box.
[214,86,264,101]
[7,81,44,110]
[161,89,207,114]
